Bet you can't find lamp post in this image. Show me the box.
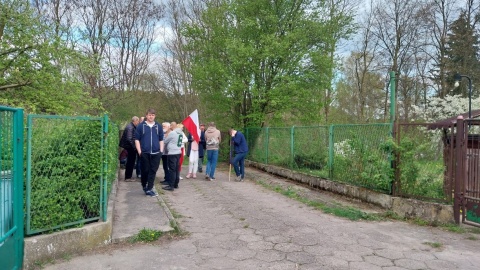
[454,73,473,119]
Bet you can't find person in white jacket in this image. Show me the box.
[162,126,184,191]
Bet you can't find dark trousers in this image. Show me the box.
[231,152,248,178]
[198,156,204,172]
[135,153,141,177]
[140,153,161,191]
[162,154,169,181]
[124,147,137,179]
[167,154,181,188]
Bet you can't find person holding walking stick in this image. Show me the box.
[229,138,233,181]
[198,124,206,173]
[229,128,248,182]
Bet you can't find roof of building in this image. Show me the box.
[427,109,480,129]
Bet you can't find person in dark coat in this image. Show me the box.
[120,116,139,181]
[197,124,206,173]
[135,116,145,178]
[229,128,249,181]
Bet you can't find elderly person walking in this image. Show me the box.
[120,116,139,182]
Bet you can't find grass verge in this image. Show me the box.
[257,179,383,221]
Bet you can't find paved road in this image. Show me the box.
[45,164,480,270]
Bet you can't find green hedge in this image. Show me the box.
[27,117,118,233]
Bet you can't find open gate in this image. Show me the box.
[0,107,24,269]
[454,117,480,227]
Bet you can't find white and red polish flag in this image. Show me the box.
[182,109,201,143]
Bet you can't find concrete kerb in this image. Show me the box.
[246,160,454,224]
[156,192,177,232]
[110,189,177,244]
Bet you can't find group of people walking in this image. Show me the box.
[119,108,249,197]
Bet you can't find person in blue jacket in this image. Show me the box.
[135,109,164,196]
[197,124,206,173]
[229,128,249,182]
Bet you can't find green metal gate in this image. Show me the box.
[0,106,24,269]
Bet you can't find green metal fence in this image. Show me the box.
[246,124,393,193]
[0,106,24,270]
[395,123,448,202]
[245,123,452,201]
[25,114,117,235]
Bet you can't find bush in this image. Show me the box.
[27,117,119,233]
[396,137,445,200]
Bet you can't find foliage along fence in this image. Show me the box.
[245,123,449,203]
[394,123,449,202]
[25,114,118,235]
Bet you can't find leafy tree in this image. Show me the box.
[0,0,99,114]
[183,0,355,128]
[336,53,385,123]
[320,0,358,123]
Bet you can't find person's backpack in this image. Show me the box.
[206,137,218,147]
[119,130,127,148]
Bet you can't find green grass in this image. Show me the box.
[255,178,470,228]
[381,210,403,220]
[130,228,162,243]
[468,227,480,234]
[61,253,72,261]
[256,179,383,221]
[169,220,186,236]
[466,235,478,240]
[33,258,55,269]
[440,223,466,233]
[169,208,183,219]
[423,241,443,248]
[296,168,329,179]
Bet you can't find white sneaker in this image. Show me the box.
[180,176,184,180]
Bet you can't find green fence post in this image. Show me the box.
[328,125,334,179]
[102,114,109,222]
[291,126,295,169]
[265,127,269,164]
[246,128,249,159]
[13,108,24,268]
[26,115,33,235]
[389,71,397,195]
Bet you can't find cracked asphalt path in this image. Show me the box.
[45,164,480,269]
